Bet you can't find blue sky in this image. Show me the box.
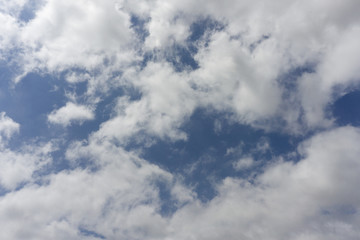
[1,0,360,239]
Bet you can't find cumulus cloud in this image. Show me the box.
[94,62,196,143]
[3,0,360,133]
[123,0,360,132]
[22,0,134,66]
[0,142,53,191]
[0,12,20,58]
[1,0,360,239]
[0,126,359,239]
[191,31,281,123]
[0,137,193,239]
[299,26,360,127]
[166,126,360,240]
[0,112,19,146]
[3,0,137,85]
[47,102,94,126]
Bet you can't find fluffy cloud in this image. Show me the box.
[191,31,281,123]
[121,0,360,132]
[114,0,360,134]
[0,112,19,146]
[0,142,53,191]
[94,62,197,143]
[1,1,360,239]
[0,12,20,58]
[1,126,359,239]
[299,26,360,127]
[4,0,137,84]
[3,0,360,133]
[47,102,94,126]
[166,126,360,240]
[0,137,193,239]
[0,113,53,191]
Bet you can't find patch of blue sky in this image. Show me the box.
[248,34,270,52]
[0,186,8,197]
[18,0,45,23]
[3,73,65,142]
[173,17,224,71]
[79,227,106,240]
[187,17,225,47]
[130,14,150,43]
[4,69,122,141]
[120,17,318,203]
[139,44,199,72]
[332,90,360,126]
[164,44,199,71]
[321,204,358,217]
[278,64,316,94]
[139,17,224,72]
[139,108,302,202]
[154,179,182,217]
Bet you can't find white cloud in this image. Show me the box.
[0,142,53,191]
[191,31,282,124]
[1,2,360,238]
[0,112,19,146]
[1,126,359,239]
[0,0,27,14]
[166,126,360,240]
[0,12,20,56]
[47,102,94,126]
[0,138,192,239]
[143,4,190,49]
[117,0,360,133]
[65,72,90,84]
[233,157,255,171]
[7,0,138,84]
[299,26,360,128]
[93,62,197,143]
[2,0,360,134]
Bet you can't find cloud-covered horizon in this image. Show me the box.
[1,0,360,239]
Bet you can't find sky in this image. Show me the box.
[0,0,360,239]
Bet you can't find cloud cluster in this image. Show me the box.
[0,142,53,191]
[0,135,192,239]
[0,114,54,191]
[1,124,359,239]
[0,0,360,239]
[166,126,360,240]
[2,0,360,134]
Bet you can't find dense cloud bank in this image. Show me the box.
[1,0,360,239]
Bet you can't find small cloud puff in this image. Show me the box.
[47,102,94,127]
[233,157,255,171]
